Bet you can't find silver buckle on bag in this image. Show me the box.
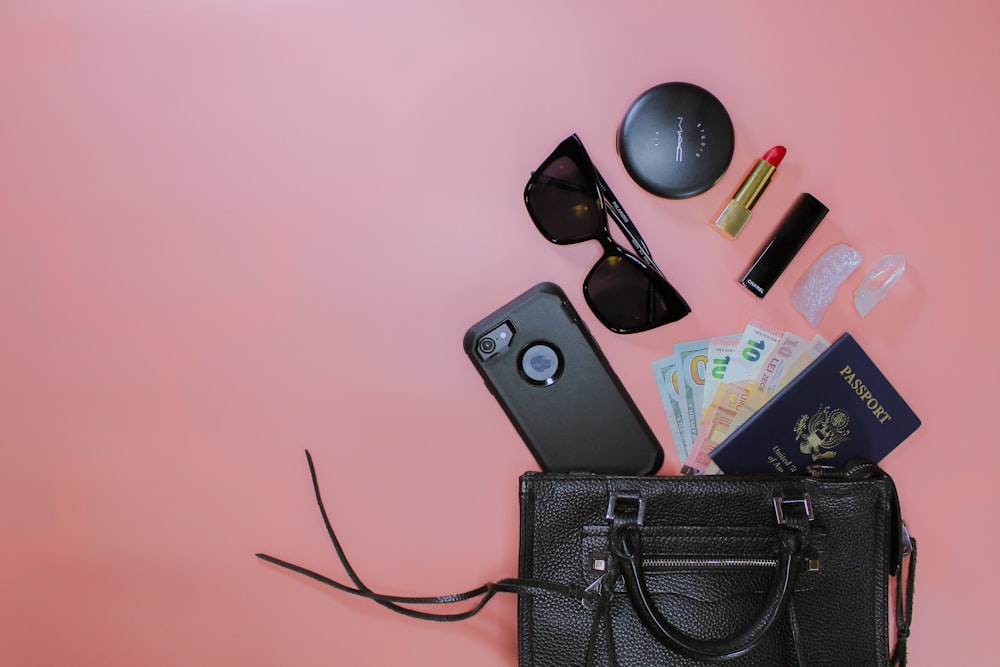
[901,522,914,558]
[773,494,814,524]
[606,491,645,526]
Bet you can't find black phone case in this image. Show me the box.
[463,282,663,475]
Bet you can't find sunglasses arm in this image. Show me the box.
[593,171,665,276]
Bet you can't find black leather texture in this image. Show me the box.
[517,471,900,666]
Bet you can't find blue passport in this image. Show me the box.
[709,333,921,474]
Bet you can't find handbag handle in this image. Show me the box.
[608,493,810,662]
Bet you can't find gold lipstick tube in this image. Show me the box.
[713,157,780,238]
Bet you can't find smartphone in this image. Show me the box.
[463,282,663,475]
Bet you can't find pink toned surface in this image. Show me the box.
[1,1,996,665]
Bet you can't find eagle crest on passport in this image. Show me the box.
[794,404,851,461]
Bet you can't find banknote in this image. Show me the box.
[651,355,691,464]
[774,334,831,393]
[727,331,809,435]
[700,335,741,418]
[683,320,784,474]
[674,338,710,449]
[677,335,739,474]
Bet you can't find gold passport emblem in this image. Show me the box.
[794,404,851,461]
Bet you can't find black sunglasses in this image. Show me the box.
[524,134,691,333]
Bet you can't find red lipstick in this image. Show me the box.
[712,145,786,238]
[763,146,785,167]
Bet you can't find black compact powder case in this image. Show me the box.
[617,82,735,199]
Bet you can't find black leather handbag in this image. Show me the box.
[257,453,916,666]
[517,464,915,666]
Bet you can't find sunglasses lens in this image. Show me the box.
[586,255,691,332]
[527,156,604,243]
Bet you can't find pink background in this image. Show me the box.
[2,1,996,665]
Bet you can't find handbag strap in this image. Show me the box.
[256,450,917,665]
[891,535,917,666]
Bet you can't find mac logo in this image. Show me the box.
[675,116,684,162]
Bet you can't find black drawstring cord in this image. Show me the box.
[254,552,501,621]
[255,450,592,622]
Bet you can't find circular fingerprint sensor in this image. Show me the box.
[520,343,562,386]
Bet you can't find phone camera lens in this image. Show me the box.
[478,337,496,354]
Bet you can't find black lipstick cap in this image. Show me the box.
[740,193,829,298]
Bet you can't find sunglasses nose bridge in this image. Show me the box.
[593,232,623,259]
